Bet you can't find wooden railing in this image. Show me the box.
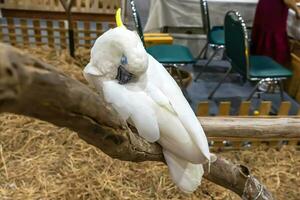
[0,17,116,49]
[0,0,121,14]
[196,100,299,116]
[197,100,300,151]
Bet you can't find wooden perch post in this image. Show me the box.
[59,0,76,57]
[1,43,296,199]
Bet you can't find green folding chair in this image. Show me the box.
[194,0,225,81]
[208,10,292,100]
[129,0,195,96]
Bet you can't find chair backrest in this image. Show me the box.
[224,10,250,77]
[129,0,145,46]
[200,0,211,36]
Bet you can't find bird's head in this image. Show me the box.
[84,9,148,84]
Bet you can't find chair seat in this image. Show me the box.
[208,26,225,45]
[249,56,292,79]
[146,44,195,64]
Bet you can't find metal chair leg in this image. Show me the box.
[175,67,184,88]
[194,47,220,82]
[246,81,260,101]
[197,42,208,59]
[278,80,284,101]
[175,67,191,102]
[221,48,227,60]
[208,65,232,99]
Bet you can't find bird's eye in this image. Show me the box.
[120,55,128,65]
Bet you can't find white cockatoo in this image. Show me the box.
[83,9,212,193]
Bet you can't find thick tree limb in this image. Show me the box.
[0,43,282,199]
[0,43,162,162]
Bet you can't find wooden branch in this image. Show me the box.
[0,43,280,199]
[203,158,274,199]
[0,43,162,162]
[201,117,300,139]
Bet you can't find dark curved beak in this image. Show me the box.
[116,65,133,84]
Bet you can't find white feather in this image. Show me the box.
[84,62,101,76]
[103,80,160,143]
[146,55,210,162]
[82,26,211,193]
[163,149,203,193]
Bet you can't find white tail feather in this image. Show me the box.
[163,150,204,193]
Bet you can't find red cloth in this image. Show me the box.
[251,0,290,64]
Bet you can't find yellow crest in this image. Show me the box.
[115,8,124,27]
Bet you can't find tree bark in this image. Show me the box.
[0,43,282,199]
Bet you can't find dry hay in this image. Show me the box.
[0,46,299,199]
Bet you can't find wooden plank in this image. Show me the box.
[289,140,299,146]
[58,21,67,49]
[96,0,104,11]
[0,0,64,11]
[73,21,79,49]
[46,20,54,48]
[285,54,300,97]
[85,0,91,11]
[21,41,63,46]
[89,0,97,12]
[196,101,209,116]
[33,19,42,46]
[0,0,119,14]
[199,117,300,139]
[144,33,171,37]
[208,138,299,150]
[231,141,241,148]
[296,85,300,104]
[75,0,81,11]
[218,102,231,116]
[251,141,260,148]
[277,101,291,116]
[20,19,29,46]
[80,43,92,48]
[74,29,102,34]
[76,43,94,48]
[208,137,299,142]
[258,101,272,116]
[1,24,102,34]
[1,24,65,32]
[1,9,116,22]
[211,141,224,148]
[6,18,16,46]
[108,23,116,29]
[0,17,3,41]
[48,0,55,10]
[0,25,2,42]
[268,141,279,147]
[144,37,173,42]
[83,21,91,46]
[74,35,99,40]
[4,33,66,40]
[96,22,103,37]
[238,101,250,116]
